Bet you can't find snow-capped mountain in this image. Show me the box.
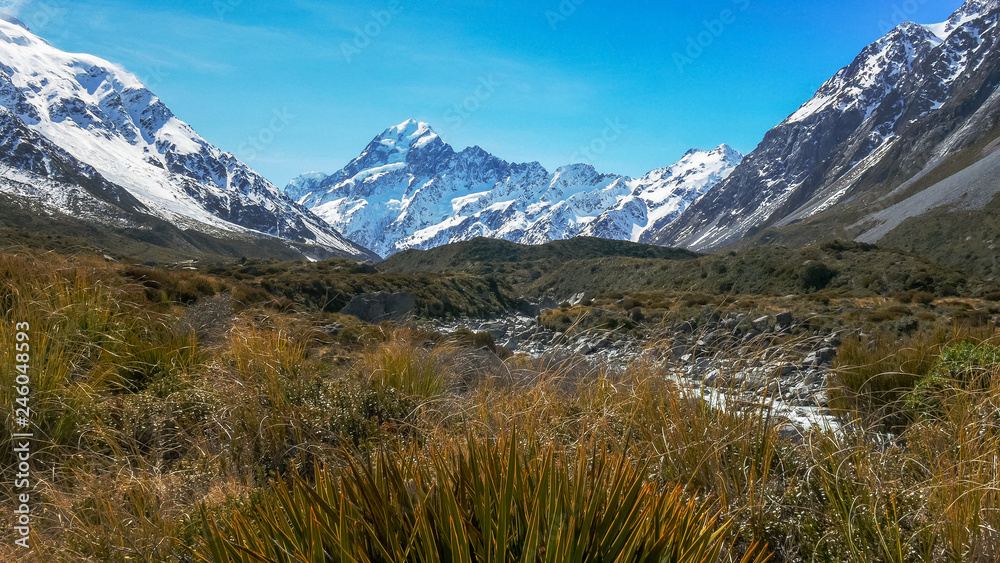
[286,119,741,258]
[653,0,1000,252]
[0,15,376,260]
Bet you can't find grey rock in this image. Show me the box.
[778,424,804,443]
[805,370,826,387]
[322,323,345,336]
[340,292,416,323]
[703,370,719,386]
[775,311,794,327]
[593,339,612,352]
[816,347,838,364]
[752,316,772,331]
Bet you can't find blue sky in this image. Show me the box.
[6,0,965,184]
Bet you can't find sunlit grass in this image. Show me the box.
[4,249,1000,561]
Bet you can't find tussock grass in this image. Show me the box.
[358,328,454,400]
[829,325,996,427]
[198,435,771,563]
[6,249,1000,561]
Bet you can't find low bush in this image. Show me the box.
[358,329,454,399]
[198,434,771,563]
[908,341,1000,418]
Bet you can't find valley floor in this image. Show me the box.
[2,248,1000,562]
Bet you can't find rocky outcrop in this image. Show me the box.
[654,0,1000,253]
[340,292,416,323]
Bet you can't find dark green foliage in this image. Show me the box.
[799,261,837,291]
[382,237,991,301]
[204,257,517,318]
[379,236,699,289]
[908,341,1000,419]
[522,242,993,299]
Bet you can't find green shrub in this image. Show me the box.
[198,434,770,563]
[829,332,945,427]
[359,330,453,399]
[909,341,1000,418]
[800,261,837,291]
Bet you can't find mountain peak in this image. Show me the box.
[0,13,375,260]
[288,122,739,256]
[713,144,743,160]
[957,0,1000,17]
[371,119,443,154]
[921,0,997,41]
[554,162,599,176]
[679,145,743,163]
[0,13,30,32]
[382,119,436,140]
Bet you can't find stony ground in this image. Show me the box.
[422,302,845,433]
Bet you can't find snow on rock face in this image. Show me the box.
[0,17,374,259]
[653,0,1000,251]
[582,144,742,243]
[287,120,741,258]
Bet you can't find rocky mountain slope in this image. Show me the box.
[653,0,1000,256]
[0,15,376,261]
[286,120,740,258]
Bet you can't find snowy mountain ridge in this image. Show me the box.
[0,15,375,260]
[287,119,741,258]
[653,0,1000,251]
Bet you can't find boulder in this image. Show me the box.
[501,339,520,351]
[340,292,416,323]
[322,323,345,336]
[751,316,771,332]
[517,299,541,317]
[679,319,698,334]
[592,339,612,352]
[775,311,794,327]
[803,347,838,367]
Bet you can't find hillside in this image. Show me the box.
[0,193,338,263]
[653,0,1000,265]
[382,236,995,301]
[525,241,996,299]
[0,16,374,261]
[379,236,699,287]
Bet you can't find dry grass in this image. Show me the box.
[198,435,771,563]
[5,250,1000,561]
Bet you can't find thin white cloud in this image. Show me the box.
[0,0,31,17]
